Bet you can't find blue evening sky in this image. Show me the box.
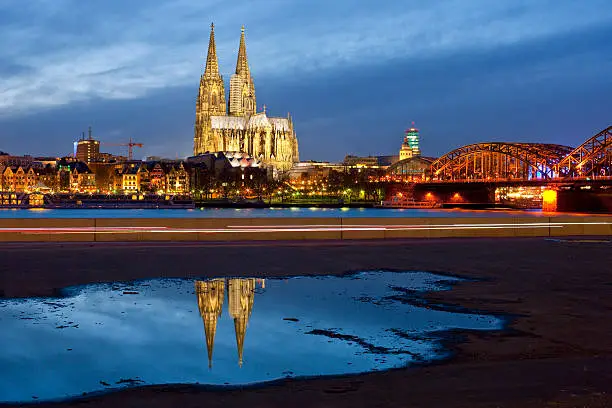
[0,0,610,161]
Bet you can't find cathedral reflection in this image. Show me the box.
[195,278,265,368]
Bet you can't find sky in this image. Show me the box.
[0,0,611,161]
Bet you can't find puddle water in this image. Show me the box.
[0,271,503,402]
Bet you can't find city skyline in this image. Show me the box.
[0,0,611,161]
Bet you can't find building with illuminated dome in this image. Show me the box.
[399,123,421,160]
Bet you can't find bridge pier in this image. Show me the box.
[413,183,495,206]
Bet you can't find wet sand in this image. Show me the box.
[1,237,612,407]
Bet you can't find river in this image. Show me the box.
[0,207,555,219]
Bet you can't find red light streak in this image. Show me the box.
[0,221,610,235]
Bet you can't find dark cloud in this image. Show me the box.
[0,2,610,161]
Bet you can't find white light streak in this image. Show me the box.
[0,221,609,236]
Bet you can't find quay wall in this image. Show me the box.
[0,216,610,242]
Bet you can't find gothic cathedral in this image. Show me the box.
[193,24,299,171]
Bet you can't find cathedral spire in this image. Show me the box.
[203,313,218,369]
[195,280,225,369]
[234,316,247,368]
[228,278,255,367]
[228,25,256,116]
[235,25,250,77]
[204,23,221,78]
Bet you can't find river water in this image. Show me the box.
[0,207,551,219]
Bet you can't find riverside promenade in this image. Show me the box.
[0,237,611,407]
[1,209,611,408]
[0,214,610,241]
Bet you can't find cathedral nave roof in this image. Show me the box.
[246,113,272,129]
[211,116,248,130]
[268,117,291,132]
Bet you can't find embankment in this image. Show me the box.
[0,216,610,241]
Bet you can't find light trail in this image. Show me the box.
[0,221,609,235]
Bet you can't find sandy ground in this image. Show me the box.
[1,237,612,407]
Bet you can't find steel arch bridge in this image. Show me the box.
[430,142,573,181]
[555,126,612,178]
[387,156,433,178]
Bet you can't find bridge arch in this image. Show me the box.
[430,142,573,181]
[556,126,612,178]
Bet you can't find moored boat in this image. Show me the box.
[377,196,441,209]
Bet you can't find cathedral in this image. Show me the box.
[193,24,299,171]
[195,278,262,368]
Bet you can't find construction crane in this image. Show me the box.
[102,138,144,161]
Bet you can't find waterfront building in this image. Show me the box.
[74,128,100,163]
[87,162,117,193]
[1,167,18,192]
[97,152,127,163]
[1,163,62,193]
[187,151,264,184]
[0,152,34,168]
[193,24,299,172]
[36,165,60,191]
[57,160,96,193]
[289,157,391,183]
[120,165,140,192]
[377,155,400,166]
[23,167,37,192]
[148,162,167,193]
[343,155,399,168]
[288,161,343,181]
[386,156,435,181]
[0,165,38,192]
[70,166,96,193]
[343,155,380,168]
[165,162,191,194]
[34,157,60,168]
[399,123,421,160]
[111,161,189,194]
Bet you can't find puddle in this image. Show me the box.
[0,271,503,402]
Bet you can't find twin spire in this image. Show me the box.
[204,23,251,78]
[204,23,220,78]
[235,26,250,77]
[196,278,261,369]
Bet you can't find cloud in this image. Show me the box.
[0,0,611,116]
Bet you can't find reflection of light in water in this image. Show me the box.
[0,273,502,403]
[195,279,225,369]
[195,278,264,368]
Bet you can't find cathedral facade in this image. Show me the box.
[193,24,299,171]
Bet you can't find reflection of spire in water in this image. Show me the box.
[195,279,225,368]
[228,278,256,367]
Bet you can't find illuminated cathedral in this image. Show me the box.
[193,24,299,171]
[195,278,263,368]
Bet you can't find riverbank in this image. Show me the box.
[0,215,610,241]
[0,238,611,407]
